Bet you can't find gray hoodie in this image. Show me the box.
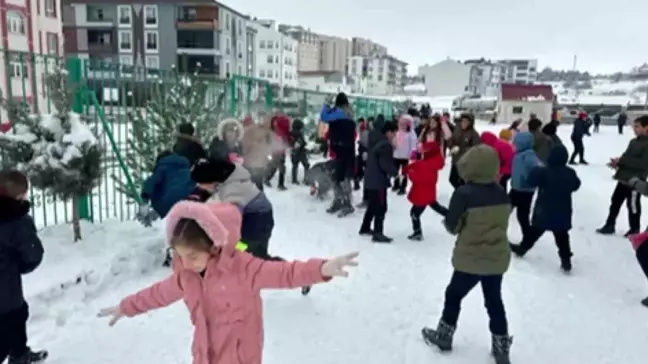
[218,164,272,212]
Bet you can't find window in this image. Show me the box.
[45,0,56,18]
[275,41,279,49]
[119,55,133,66]
[144,5,158,26]
[10,60,27,79]
[145,56,159,69]
[238,19,242,35]
[266,55,273,64]
[512,106,524,114]
[237,42,242,58]
[46,33,58,54]
[259,40,265,49]
[259,69,265,77]
[118,30,132,50]
[275,70,279,78]
[225,62,230,76]
[225,14,230,30]
[225,38,230,55]
[274,55,279,63]
[145,31,158,51]
[118,5,131,25]
[7,12,25,35]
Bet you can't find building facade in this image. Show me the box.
[418,59,472,97]
[318,34,351,74]
[347,55,407,95]
[62,1,250,78]
[248,20,298,88]
[0,0,62,117]
[464,59,507,97]
[499,59,538,84]
[351,37,387,57]
[278,24,320,72]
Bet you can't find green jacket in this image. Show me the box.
[531,130,553,164]
[444,145,511,275]
[614,135,648,183]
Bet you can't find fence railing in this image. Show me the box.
[0,51,394,227]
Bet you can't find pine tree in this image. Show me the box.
[0,66,102,241]
[113,69,226,202]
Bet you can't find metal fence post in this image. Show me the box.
[66,57,92,221]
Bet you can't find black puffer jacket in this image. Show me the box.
[0,196,43,314]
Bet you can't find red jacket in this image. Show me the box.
[271,114,291,154]
[404,141,444,206]
[480,131,514,177]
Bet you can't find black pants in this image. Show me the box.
[449,164,464,189]
[241,210,283,261]
[569,137,585,163]
[618,124,624,135]
[637,241,648,285]
[410,203,448,233]
[519,227,572,259]
[246,166,266,191]
[0,303,29,362]
[392,159,409,192]
[354,153,366,188]
[605,182,642,231]
[509,189,534,236]
[266,154,286,187]
[441,271,508,336]
[290,152,310,184]
[360,189,387,234]
[499,174,511,193]
[593,123,600,133]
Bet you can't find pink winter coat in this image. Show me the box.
[480,131,514,177]
[119,201,330,364]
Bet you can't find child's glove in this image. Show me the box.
[136,204,159,227]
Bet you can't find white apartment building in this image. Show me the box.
[218,7,250,77]
[249,20,298,88]
[279,24,319,72]
[500,59,538,84]
[418,59,472,97]
[347,55,407,96]
[464,59,507,97]
[0,0,62,123]
[298,70,351,94]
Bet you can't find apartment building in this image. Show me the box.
[248,19,298,88]
[279,24,320,72]
[464,59,507,97]
[351,37,387,57]
[62,1,251,78]
[0,0,62,116]
[418,59,473,97]
[347,54,407,95]
[499,59,538,84]
[318,34,351,74]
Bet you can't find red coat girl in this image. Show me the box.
[405,141,445,206]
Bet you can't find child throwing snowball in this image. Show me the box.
[99,200,358,364]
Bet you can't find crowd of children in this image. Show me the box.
[3,91,648,364]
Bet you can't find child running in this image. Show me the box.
[421,145,513,364]
[98,200,358,364]
[405,141,448,241]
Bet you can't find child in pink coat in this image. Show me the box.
[98,201,359,364]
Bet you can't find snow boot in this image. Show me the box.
[641,297,648,307]
[491,334,513,364]
[301,286,312,295]
[596,225,615,235]
[326,200,342,214]
[277,184,287,191]
[9,348,48,364]
[421,320,455,352]
[264,180,272,188]
[408,232,423,241]
[560,255,572,273]
[358,228,373,236]
[509,244,526,257]
[337,205,355,218]
[372,234,393,244]
[579,160,589,165]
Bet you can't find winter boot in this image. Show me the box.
[560,257,572,273]
[337,205,355,218]
[491,334,513,364]
[372,234,393,243]
[641,297,648,307]
[421,320,456,352]
[264,180,272,188]
[391,178,400,192]
[358,228,373,236]
[408,232,423,241]
[596,225,615,235]
[579,160,589,165]
[9,348,48,364]
[509,243,527,258]
[301,286,312,295]
[326,201,341,214]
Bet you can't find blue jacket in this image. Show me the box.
[511,132,541,192]
[320,105,356,158]
[141,154,196,217]
[530,145,581,231]
[571,118,591,140]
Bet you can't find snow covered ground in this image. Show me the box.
[22,123,647,364]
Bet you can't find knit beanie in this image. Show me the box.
[499,128,513,141]
[191,158,235,184]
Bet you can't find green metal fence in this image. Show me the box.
[0,51,394,227]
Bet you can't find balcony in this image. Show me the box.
[176,6,218,30]
[87,29,115,55]
[86,5,113,23]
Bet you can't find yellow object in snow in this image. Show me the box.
[236,241,248,252]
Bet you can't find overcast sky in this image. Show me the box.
[233,0,645,75]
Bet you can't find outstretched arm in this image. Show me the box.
[119,274,184,317]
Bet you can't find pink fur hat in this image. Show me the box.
[165,201,242,248]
